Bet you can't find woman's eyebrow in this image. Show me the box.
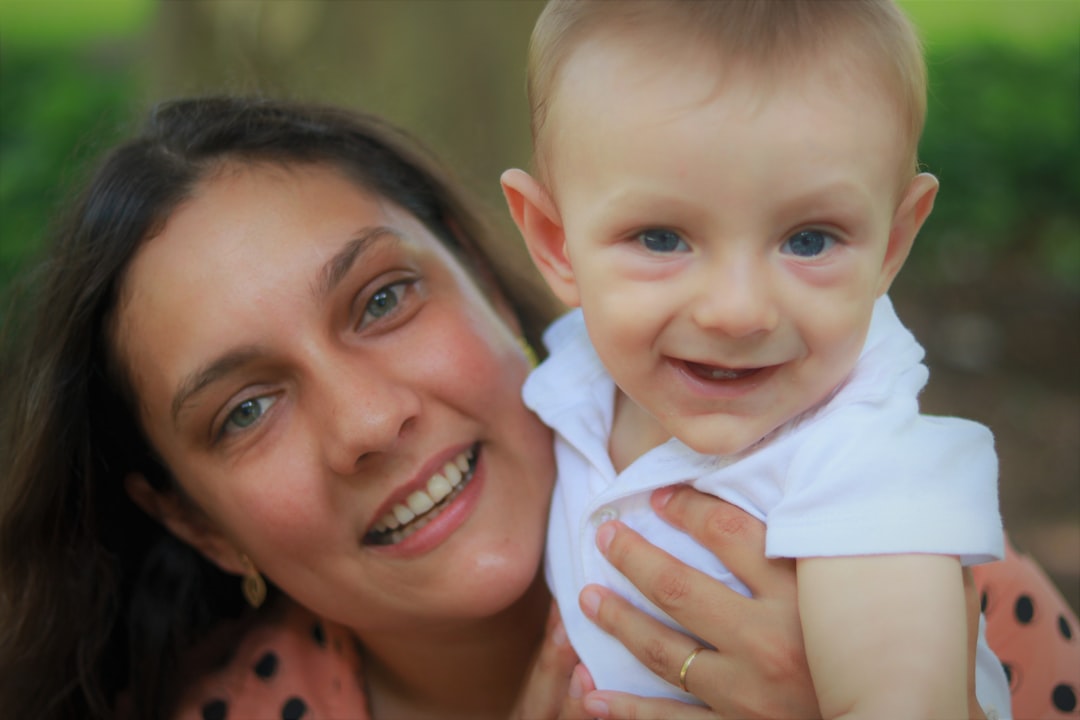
[171,346,265,426]
[316,225,401,300]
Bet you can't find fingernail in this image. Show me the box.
[583,694,610,717]
[595,522,615,553]
[580,586,602,618]
[652,485,675,509]
[568,665,586,698]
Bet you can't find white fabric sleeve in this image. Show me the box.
[765,393,1003,565]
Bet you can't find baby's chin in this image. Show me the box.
[664,417,780,459]
[671,394,834,457]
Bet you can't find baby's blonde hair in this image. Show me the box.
[527,0,927,186]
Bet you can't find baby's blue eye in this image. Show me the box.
[637,229,689,254]
[781,230,835,257]
[223,395,276,434]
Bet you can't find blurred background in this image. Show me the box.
[1,0,1077,613]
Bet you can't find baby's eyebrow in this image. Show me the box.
[171,346,265,426]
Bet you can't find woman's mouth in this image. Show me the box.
[363,445,478,546]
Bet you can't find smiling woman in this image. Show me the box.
[0,96,562,719]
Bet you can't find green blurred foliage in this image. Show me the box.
[0,48,139,292]
[915,42,1080,287]
[0,0,150,49]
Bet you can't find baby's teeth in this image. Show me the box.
[427,475,453,502]
[381,512,400,530]
[455,452,470,473]
[407,490,435,515]
[393,504,416,525]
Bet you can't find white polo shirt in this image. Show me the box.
[524,296,1009,716]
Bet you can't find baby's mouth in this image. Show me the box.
[363,445,478,547]
[684,361,762,381]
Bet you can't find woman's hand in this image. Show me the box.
[579,486,820,719]
[509,601,598,720]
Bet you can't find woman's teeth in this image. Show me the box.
[366,447,476,546]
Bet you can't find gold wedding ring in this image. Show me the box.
[678,646,707,693]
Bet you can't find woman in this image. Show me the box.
[0,97,1070,720]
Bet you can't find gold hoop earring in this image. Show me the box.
[517,336,539,368]
[239,553,266,609]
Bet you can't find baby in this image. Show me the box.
[502,1,1008,717]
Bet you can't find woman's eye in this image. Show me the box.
[781,230,836,258]
[636,228,689,254]
[359,281,408,328]
[221,395,276,436]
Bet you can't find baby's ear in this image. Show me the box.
[125,472,245,576]
[878,172,939,296]
[500,169,581,307]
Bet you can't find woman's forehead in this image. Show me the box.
[128,164,405,288]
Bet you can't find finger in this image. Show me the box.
[595,519,750,636]
[651,485,795,598]
[556,664,597,720]
[510,602,579,719]
[580,582,709,690]
[594,518,815,717]
[582,690,718,720]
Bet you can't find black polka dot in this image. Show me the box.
[1059,614,1074,640]
[254,650,278,679]
[1053,684,1077,713]
[202,699,228,720]
[1014,594,1035,624]
[282,696,308,719]
[311,621,326,647]
[980,591,988,613]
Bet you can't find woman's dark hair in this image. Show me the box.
[0,96,559,719]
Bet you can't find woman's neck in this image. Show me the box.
[361,572,552,720]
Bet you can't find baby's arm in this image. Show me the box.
[798,553,968,720]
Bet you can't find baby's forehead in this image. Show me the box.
[542,33,910,157]
[530,0,927,177]
[556,20,903,105]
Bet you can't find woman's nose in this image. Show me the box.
[316,354,422,475]
[690,259,779,338]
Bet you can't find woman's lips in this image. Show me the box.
[363,444,478,547]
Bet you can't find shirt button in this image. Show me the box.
[592,506,619,526]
